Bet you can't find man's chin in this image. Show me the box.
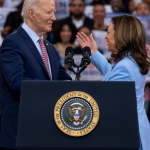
[46,28,52,33]
[73,13,84,18]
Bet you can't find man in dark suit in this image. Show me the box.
[92,2,108,31]
[0,0,71,149]
[1,0,24,38]
[61,0,93,30]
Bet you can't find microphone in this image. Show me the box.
[78,47,91,75]
[81,46,91,66]
[65,46,74,67]
[65,46,76,74]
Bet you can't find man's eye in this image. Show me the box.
[47,11,52,14]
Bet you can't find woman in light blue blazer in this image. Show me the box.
[76,15,150,150]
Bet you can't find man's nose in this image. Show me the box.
[97,12,102,15]
[52,13,56,21]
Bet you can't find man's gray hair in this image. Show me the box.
[21,0,39,18]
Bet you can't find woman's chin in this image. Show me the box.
[107,48,111,52]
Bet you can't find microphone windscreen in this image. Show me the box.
[82,46,91,55]
[65,46,74,56]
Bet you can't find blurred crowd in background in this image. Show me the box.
[0,0,150,120]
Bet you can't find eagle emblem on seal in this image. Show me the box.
[66,102,88,126]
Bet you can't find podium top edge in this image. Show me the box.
[21,80,135,83]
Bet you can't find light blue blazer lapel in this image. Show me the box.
[102,62,117,81]
[102,65,113,81]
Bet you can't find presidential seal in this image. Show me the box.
[54,91,100,137]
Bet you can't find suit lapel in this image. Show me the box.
[18,26,49,76]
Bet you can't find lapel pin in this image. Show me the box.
[46,43,48,45]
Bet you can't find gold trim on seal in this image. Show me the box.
[54,91,100,137]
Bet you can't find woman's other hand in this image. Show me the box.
[76,32,98,55]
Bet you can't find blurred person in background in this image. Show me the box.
[61,0,93,30]
[143,0,150,9]
[110,0,125,12]
[82,0,93,4]
[90,0,107,4]
[69,0,109,5]
[53,23,77,63]
[1,0,23,8]
[0,0,4,7]
[43,32,54,44]
[1,0,24,38]
[125,0,135,13]
[136,2,150,15]
[92,2,108,31]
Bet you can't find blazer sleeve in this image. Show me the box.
[0,37,39,92]
[109,63,131,81]
[91,51,111,76]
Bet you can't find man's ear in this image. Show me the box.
[28,9,35,21]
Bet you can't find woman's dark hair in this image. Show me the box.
[53,21,77,44]
[111,14,150,75]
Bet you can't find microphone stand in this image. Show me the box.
[65,47,91,81]
[68,62,88,81]
[75,66,81,81]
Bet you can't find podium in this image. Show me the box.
[17,81,140,150]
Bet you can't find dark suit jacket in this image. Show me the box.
[0,26,71,149]
[60,15,94,30]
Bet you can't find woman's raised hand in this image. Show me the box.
[76,32,98,55]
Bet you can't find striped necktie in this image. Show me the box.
[39,38,51,79]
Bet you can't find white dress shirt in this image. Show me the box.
[22,22,52,80]
[72,16,85,29]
